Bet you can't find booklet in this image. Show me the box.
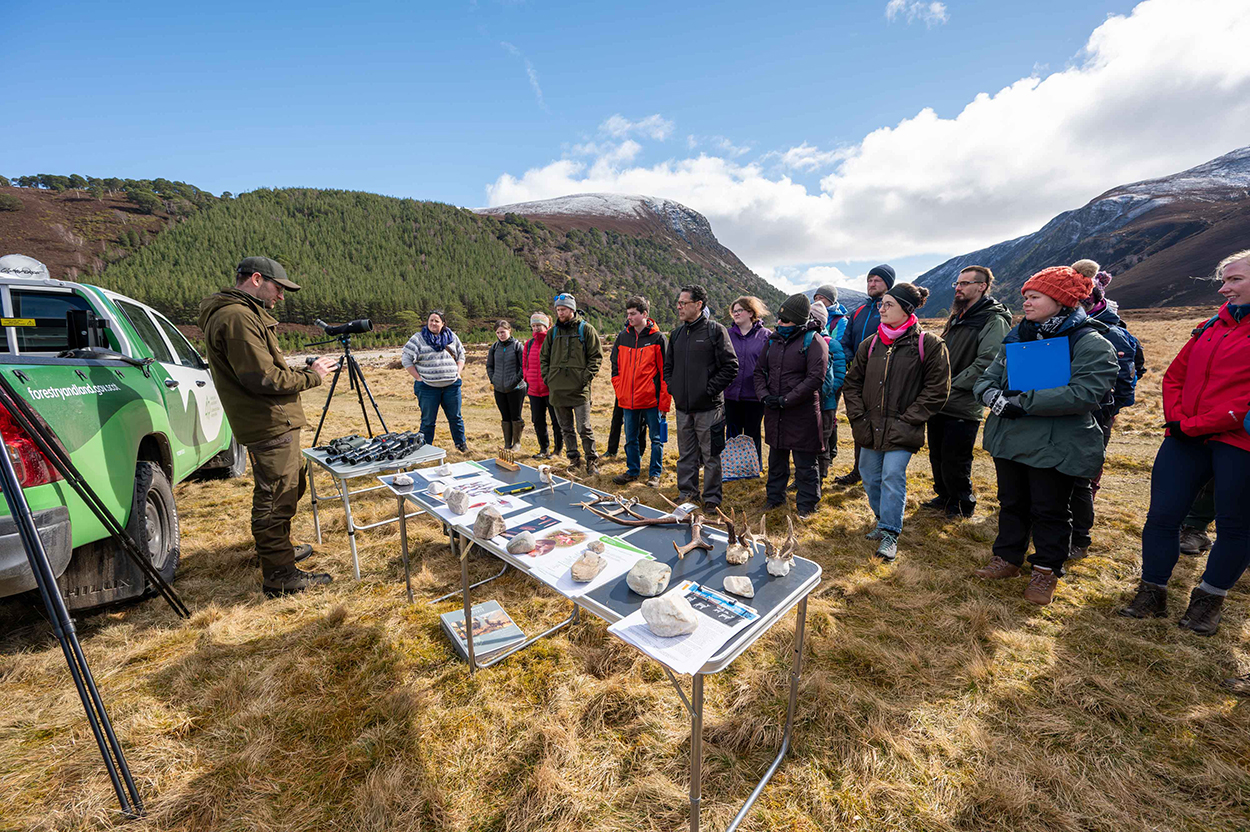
[1005,338,1071,390]
[607,581,760,675]
[529,535,651,598]
[439,599,526,663]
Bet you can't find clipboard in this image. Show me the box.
[1005,339,1071,391]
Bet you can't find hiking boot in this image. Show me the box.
[1178,587,1224,636]
[455,443,468,454]
[1222,674,1250,697]
[1178,526,1211,556]
[586,459,602,476]
[1068,543,1089,560]
[704,502,720,515]
[833,471,860,486]
[646,475,661,488]
[948,501,976,518]
[763,501,783,511]
[1023,569,1059,605]
[252,543,314,568]
[865,528,884,541]
[797,507,817,520]
[974,556,1021,580]
[612,472,638,485]
[1119,581,1168,619]
[678,493,700,506]
[564,456,582,473]
[263,568,333,597]
[874,532,898,562]
[535,450,552,460]
[920,497,948,512]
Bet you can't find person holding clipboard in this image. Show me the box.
[971,266,1118,605]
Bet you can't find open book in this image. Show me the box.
[439,600,526,663]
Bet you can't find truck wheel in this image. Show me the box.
[222,437,247,478]
[130,461,180,585]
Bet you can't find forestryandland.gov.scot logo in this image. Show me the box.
[29,382,122,401]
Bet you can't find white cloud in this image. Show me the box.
[487,0,1250,286]
[713,136,752,157]
[772,142,852,172]
[885,0,949,27]
[762,265,857,296]
[500,42,548,112]
[570,139,642,166]
[686,134,699,150]
[600,114,674,141]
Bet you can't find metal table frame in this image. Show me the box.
[302,443,446,579]
[386,462,819,832]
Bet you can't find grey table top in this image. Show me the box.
[303,442,446,478]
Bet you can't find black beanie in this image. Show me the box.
[886,282,923,314]
[777,293,811,324]
[868,264,896,289]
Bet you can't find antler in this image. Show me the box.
[777,515,796,560]
[716,507,738,545]
[577,499,684,527]
[673,513,713,559]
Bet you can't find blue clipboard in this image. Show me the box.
[1005,339,1071,391]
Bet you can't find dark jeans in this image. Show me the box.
[415,379,466,448]
[927,413,980,512]
[623,407,663,478]
[528,394,562,454]
[1184,478,1216,530]
[992,457,1076,576]
[1070,409,1115,546]
[725,398,765,462]
[1141,438,1250,591]
[607,398,645,456]
[494,389,525,421]
[819,404,838,479]
[766,446,820,514]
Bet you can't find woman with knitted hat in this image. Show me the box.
[972,266,1118,605]
[1120,249,1250,636]
[843,283,951,561]
[523,312,562,459]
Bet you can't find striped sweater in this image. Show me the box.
[401,330,466,387]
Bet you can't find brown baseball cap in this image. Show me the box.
[236,256,301,291]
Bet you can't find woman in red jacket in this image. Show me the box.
[1121,249,1250,636]
[523,313,562,459]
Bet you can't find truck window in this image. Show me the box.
[11,290,94,353]
[115,301,175,364]
[152,312,205,368]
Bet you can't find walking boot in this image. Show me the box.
[252,543,314,567]
[564,455,582,474]
[974,556,1021,580]
[613,472,638,485]
[1178,526,1211,556]
[263,567,333,597]
[833,470,861,486]
[501,421,513,449]
[1222,674,1250,697]
[1068,543,1089,560]
[874,532,898,562]
[920,496,948,512]
[1118,581,1168,619]
[511,421,525,451]
[1178,587,1224,636]
[1023,568,1059,605]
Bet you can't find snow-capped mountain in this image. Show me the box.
[916,146,1250,310]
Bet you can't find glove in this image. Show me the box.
[1165,421,1204,444]
[981,388,1003,408]
[990,393,1027,420]
[763,395,784,409]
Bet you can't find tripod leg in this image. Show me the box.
[349,354,390,434]
[311,361,346,447]
[347,357,374,438]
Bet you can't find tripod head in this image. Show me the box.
[305,318,372,351]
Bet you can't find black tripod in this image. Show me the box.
[307,330,388,446]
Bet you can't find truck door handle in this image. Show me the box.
[164,378,180,388]
[195,380,206,387]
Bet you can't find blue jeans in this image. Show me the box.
[1141,437,1250,591]
[415,379,466,448]
[624,407,664,478]
[859,448,914,534]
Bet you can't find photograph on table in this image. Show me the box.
[493,507,600,559]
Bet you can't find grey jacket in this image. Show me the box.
[486,338,527,394]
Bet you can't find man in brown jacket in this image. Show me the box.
[198,257,337,596]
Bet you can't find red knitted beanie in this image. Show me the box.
[1021,266,1093,309]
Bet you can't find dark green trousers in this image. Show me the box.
[247,430,305,578]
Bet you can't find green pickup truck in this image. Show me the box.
[0,255,244,610]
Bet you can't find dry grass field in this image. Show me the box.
[1,308,1247,832]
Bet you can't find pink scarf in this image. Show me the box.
[876,313,918,345]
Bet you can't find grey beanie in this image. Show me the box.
[778,293,811,325]
[553,292,576,312]
[814,284,838,304]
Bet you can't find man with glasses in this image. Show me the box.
[664,284,738,510]
[922,265,1011,517]
[199,257,338,596]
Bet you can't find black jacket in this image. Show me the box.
[486,337,527,394]
[664,315,739,412]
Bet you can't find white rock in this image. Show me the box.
[725,543,750,565]
[626,559,671,597]
[587,539,605,554]
[723,575,754,598]
[571,551,606,581]
[436,463,454,477]
[444,488,469,515]
[473,506,506,539]
[428,480,446,496]
[393,472,413,486]
[506,532,536,554]
[642,591,700,637]
[766,557,792,577]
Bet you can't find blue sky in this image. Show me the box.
[5,0,1249,291]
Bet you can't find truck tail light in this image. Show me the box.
[0,400,64,489]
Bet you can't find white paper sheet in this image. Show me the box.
[487,507,602,571]
[424,473,529,526]
[530,535,651,598]
[607,581,759,675]
[415,460,490,481]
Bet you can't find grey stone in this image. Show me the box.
[587,539,605,554]
[506,532,536,554]
[723,575,754,598]
[571,551,606,581]
[473,506,506,539]
[444,488,469,515]
[641,591,699,637]
[626,559,671,597]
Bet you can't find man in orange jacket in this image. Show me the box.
[610,295,670,487]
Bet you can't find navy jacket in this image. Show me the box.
[840,297,881,363]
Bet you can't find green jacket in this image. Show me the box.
[539,313,603,407]
[973,312,1118,478]
[197,288,322,445]
[939,295,1012,421]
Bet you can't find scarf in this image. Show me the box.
[1228,302,1250,322]
[776,324,799,339]
[422,326,455,350]
[1018,309,1075,342]
[876,313,918,346]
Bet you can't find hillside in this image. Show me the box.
[915,146,1250,309]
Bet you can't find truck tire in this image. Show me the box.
[193,436,247,480]
[131,461,180,586]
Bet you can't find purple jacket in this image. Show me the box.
[725,321,772,401]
